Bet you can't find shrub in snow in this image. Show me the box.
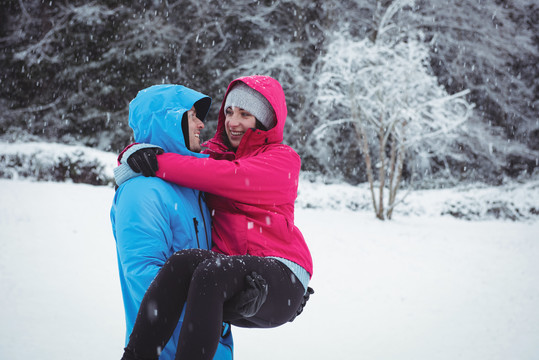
[297,173,539,221]
[0,142,116,186]
[438,180,539,221]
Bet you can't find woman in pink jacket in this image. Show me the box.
[119,75,313,360]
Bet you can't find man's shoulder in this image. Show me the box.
[116,177,173,201]
[119,176,166,190]
[117,176,197,202]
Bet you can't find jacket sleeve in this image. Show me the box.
[113,181,172,306]
[155,145,300,205]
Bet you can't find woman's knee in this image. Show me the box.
[164,248,212,276]
[189,257,235,298]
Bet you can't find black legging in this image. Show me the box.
[123,248,305,360]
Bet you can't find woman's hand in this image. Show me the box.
[224,272,268,318]
[289,287,314,322]
[127,147,164,177]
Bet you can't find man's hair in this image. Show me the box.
[181,112,191,150]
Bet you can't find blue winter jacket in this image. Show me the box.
[110,85,233,360]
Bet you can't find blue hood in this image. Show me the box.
[129,84,211,156]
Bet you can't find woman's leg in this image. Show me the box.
[176,256,305,360]
[122,250,305,360]
[122,248,216,360]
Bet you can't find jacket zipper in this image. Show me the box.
[198,192,210,249]
[193,217,200,248]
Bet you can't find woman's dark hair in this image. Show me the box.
[221,128,233,150]
[255,119,268,131]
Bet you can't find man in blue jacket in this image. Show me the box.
[110,85,233,360]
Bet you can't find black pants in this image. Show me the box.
[124,248,305,360]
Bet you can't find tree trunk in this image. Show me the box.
[377,120,386,220]
[350,90,379,218]
[387,121,407,220]
[388,133,398,216]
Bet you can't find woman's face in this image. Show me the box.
[224,106,256,149]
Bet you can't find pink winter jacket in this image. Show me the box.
[154,76,313,277]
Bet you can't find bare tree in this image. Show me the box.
[312,0,474,219]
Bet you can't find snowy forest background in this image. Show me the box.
[1,0,538,192]
[2,2,539,359]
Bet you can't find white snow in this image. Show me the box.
[1,178,538,360]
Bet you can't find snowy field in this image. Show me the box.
[1,178,539,360]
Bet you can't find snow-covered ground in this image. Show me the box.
[1,177,538,360]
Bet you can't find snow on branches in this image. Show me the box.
[311,2,474,219]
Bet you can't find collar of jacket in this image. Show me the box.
[235,128,272,158]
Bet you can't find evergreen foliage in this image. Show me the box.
[1,0,537,186]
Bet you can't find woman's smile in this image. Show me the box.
[224,106,256,149]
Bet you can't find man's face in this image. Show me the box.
[187,106,204,152]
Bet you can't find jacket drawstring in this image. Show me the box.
[198,191,211,249]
